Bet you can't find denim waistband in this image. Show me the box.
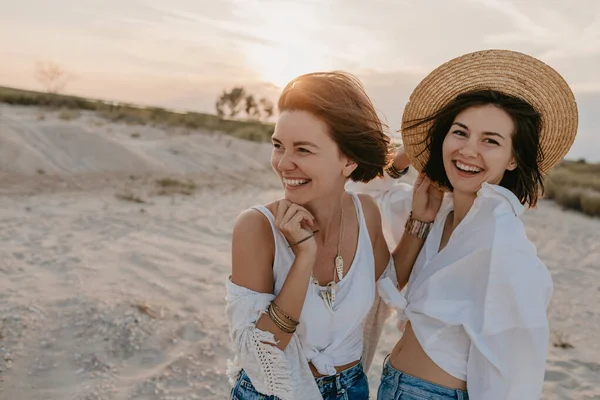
[382,356,469,400]
[315,360,364,390]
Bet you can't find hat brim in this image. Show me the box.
[401,49,578,174]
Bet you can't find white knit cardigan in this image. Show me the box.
[225,271,394,400]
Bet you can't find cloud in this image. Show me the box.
[1,0,599,160]
[466,0,552,37]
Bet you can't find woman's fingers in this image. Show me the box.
[414,173,425,189]
[416,175,431,197]
[429,184,444,200]
[283,207,314,229]
[280,203,300,226]
[274,200,291,227]
[286,210,313,231]
[278,203,315,231]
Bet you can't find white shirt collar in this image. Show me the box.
[478,182,524,216]
[439,182,525,218]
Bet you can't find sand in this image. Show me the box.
[0,104,598,400]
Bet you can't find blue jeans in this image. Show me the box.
[230,361,369,400]
[377,356,469,400]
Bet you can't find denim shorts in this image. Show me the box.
[230,361,369,400]
[377,356,469,400]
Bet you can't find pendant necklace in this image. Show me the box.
[312,197,345,311]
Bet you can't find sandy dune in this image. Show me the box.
[0,105,271,177]
[0,105,598,400]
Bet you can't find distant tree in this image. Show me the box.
[227,87,246,117]
[216,87,275,121]
[215,93,226,117]
[35,60,72,94]
[245,94,260,119]
[215,87,246,118]
[259,98,274,119]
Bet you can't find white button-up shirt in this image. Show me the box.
[348,178,552,400]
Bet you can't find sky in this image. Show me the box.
[1,0,599,161]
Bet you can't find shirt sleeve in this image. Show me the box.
[465,243,553,400]
[345,175,413,248]
[225,278,323,400]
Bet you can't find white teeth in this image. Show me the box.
[456,161,482,173]
[283,178,309,186]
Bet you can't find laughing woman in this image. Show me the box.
[350,50,578,399]
[225,72,442,400]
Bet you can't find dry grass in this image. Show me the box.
[552,331,575,349]
[544,160,600,217]
[58,107,81,120]
[154,177,196,196]
[132,301,162,319]
[0,85,274,142]
[115,191,146,204]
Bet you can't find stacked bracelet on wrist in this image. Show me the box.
[386,164,409,179]
[404,212,433,239]
[267,302,299,334]
[271,301,299,325]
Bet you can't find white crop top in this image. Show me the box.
[253,192,376,376]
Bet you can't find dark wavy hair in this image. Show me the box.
[406,89,545,206]
[278,71,392,182]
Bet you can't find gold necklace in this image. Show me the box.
[312,196,345,311]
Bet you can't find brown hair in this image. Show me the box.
[278,71,392,182]
[407,89,544,206]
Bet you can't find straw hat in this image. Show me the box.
[401,49,578,173]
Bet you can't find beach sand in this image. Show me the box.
[0,104,598,399]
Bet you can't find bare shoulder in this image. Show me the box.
[232,208,274,249]
[355,192,383,229]
[231,207,275,293]
[234,207,271,233]
[355,192,384,247]
[354,193,390,278]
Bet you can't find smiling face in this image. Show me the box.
[442,104,517,196]
[270,110,357,204]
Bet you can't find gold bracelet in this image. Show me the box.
[404,212,433,239]
[269,307,296,333]
[269,302,298,328]
[270,307,296,332]
[271,301,300,325]
[268,304,296,333]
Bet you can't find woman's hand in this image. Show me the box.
[392,146,411,171]
[411,174,444,222]
[274,200,317,257]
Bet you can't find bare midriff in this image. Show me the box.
[309,359,361,377]
[389,321,467,390]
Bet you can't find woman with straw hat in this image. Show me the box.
[348,49,578,399]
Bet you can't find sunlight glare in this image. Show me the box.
[234,0,335,88]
